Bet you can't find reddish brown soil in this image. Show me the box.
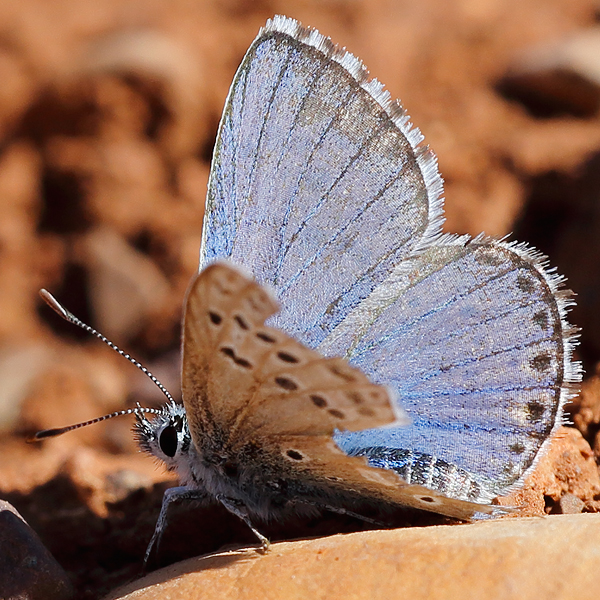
[1,1,600,598]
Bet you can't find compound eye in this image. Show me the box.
[159,425,178,458]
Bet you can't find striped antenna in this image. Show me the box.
[29,289,176,442]
[29,405,162,441]
[39,289,174,403]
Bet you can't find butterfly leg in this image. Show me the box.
[216,494,270,552]
[143,485,208,571]
[293,499,389,527]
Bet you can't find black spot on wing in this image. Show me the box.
[209,311,222,325]
[285,449,305,461]
[530,353,552,372]
[275,377,298,391]
[310,394,327,408]
[328,409,345,419]
[277,351,299,363]
[346,391,364,404]
[256,331,276,343]
[526,400,546,423]
[234,314,249,330]
[220,346,252,369]
[329,363,357,382]
[509,442,526,455]
[517,273,536,293]
[533,310,549,329]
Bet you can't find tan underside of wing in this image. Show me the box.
[181,263,403,450]
[274,434,496,520]
[181,264,490,519]
[181,262,279,441]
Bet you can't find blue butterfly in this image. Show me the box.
[34,15,582,566]
[199,15,580,508]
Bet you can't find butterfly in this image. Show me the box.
[34,15,581,566]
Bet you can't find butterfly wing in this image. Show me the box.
[200,16,443,349]
[321,237,580,500]
[181,263,403,448]
[199,16,580,506]
[181,263,497,520]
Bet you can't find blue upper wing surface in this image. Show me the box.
[323,237,580,498]
[200,18,443,348]
[199,16,581,504]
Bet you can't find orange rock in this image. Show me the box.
[498,426,600,515]
[105,513,600,600]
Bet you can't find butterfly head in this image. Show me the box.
[134,401,192,471]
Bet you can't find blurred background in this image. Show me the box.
[1,0,600,596]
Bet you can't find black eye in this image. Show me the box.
[159,425,178,458]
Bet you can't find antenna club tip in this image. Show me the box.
[39,289,69,320]
[26,427,66,442]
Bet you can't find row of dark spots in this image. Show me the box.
[329,363,357,382]
[220,347,302,372]
[209,311,301,361]
[209,310,348,423]
[209,310,306,391]
[308,393,346,420]
[209,310,250,331]
[220,347,252,369]
[270,381,347,421]
[311,390,376,418]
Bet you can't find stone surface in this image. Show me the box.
[0,343,51,432]
[0,1,599,598]
[0,499,73,600]
[498,426,600,514]
[573,366,600,453]
[81,226,171,341]
[500,26,600,117]
[105,514,600,600]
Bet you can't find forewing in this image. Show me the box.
[321,238,580,500]
[181,263,404,453]
[181,262,277,442]
[200,16,443,348]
